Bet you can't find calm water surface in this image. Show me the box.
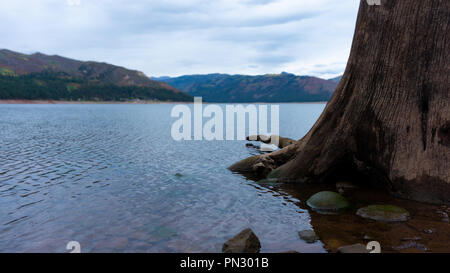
[0,103,326,253]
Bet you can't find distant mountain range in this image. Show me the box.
[0,49,342,103]
[152,72,342,103]
[0,49,192,102]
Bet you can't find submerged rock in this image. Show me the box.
[356,205,410,222]
[401,237,422,241]
[436,210,449,222]
[423,228,436,234]
[337,243,370,253]
[306,191,351,214]
[393,241,428,252]
[336,181,358,195]
[222,228,261,253]
[298,230,319,244]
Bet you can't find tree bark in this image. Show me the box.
[230,0,450,204]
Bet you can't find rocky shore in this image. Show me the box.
[224,136,450,253]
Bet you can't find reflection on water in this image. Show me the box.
[0,103,327,253]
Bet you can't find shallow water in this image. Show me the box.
[278,183,450,253]
[0,103,327,253]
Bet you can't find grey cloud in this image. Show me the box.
[0,0,359,77]
[252,54,296,65]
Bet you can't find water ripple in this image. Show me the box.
[0,104,326,253]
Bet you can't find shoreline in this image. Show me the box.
[0,99,329,105]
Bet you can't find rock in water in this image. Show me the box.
[356,205,410,222]
[246,135,295,148]
[423,228,436,234]
[306,191,351,214]
[247,135,271,143]
[393,241,428,252]
[298,230,319,243]
[222,228,261,253]
[336,181,358,194]
[260,144,279,153]
[336,181,357,189]
[337,244,370,253]
[436,210,449,222]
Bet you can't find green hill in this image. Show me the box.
[0,49,192,102]
[0,71,192,102]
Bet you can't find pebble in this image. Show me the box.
[423,228,436,234]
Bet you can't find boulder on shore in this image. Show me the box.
[222,228,261,253]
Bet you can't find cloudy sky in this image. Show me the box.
[0,0,360,79]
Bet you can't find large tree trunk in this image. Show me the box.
[230,0,450,204]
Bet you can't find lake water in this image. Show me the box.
[0,103,327,253]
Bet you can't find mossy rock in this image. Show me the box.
[306,191,351,214]
[356,205,410,222]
